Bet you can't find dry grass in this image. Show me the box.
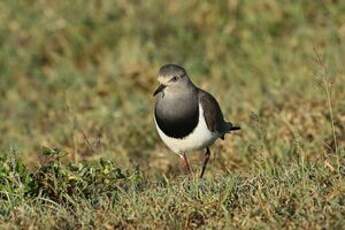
[0,0,345,228]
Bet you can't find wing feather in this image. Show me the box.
[198,89,225,133]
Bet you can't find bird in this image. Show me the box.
[153,64,240,178]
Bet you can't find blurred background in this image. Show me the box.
[0,0,344,177]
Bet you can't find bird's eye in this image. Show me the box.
[171,76,178,82]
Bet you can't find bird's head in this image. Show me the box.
[153,64,192,96]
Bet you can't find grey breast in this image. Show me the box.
[154,90,199,139]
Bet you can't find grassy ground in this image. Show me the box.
[1,0,345,228]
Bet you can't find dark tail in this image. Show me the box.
[229,126,241,131]
[224,122,241,132]
[220,122,240,140]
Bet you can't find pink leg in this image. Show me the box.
[179,153,192,174]
[200,148,211,178]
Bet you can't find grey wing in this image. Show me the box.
[198,89,225,133]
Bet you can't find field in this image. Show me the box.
[1,0,345,229]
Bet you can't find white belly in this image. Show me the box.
[154,103,219,154]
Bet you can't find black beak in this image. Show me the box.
[153,84,166,96]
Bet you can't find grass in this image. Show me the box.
[0,0,345,228]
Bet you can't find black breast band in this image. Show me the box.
[155,105,199,139]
